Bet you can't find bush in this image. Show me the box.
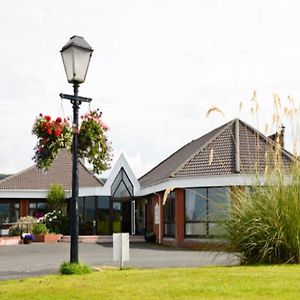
[9,216,37,236]
[32,223,48,234]
[227,165,300,264]
[47,184,66,213]
[59,262,92,275]
[38,210,70,234]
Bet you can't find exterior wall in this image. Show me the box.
[20,199,29,217]
[175,188,184,246]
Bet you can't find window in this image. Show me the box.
[78,196,97,235]
[147,196,154,232]
[0,201,20,223]
[29,200,47,218]
[185,187,231,237]
[96,196,110,235]
[164,191,175,237]
[111,168,134,198]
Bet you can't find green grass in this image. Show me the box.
[1,265,300,299]
[59,261,92,275]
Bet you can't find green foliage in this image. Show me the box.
[78,109,112,174]
[47,184,66,212]
[40,211,69,234]
[32,115,72,171]
[9,216,37,236]
[59,261,92,275]
[32,110,112,174]
[227,164,300,264]
[32,223,48,234]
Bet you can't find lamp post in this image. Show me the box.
[60,35,93,263]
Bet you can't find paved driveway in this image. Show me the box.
[0,242,239,280]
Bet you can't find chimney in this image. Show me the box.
[268,125,285,148]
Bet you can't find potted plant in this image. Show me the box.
[145,232,156,243]
[21,233,34,244]
[32,110,112,174]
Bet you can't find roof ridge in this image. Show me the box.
[170,118,236,177]
[238,119,294,160]
[138,120,231,182]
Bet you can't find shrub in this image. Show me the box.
[47,184,66,213]
[9,216,37,236]
[227,165,300,264]
[39,210,69,234]
[59,262,92,275]
[32,223,48,235]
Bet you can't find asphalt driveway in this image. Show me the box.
[0,242,239,280]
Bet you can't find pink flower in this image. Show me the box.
[100,121,109,130]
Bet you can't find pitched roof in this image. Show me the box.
[139,118,294,188]
[0,150,103,190]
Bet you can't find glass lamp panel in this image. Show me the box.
[61,47,74,83]
[72,47,92,83]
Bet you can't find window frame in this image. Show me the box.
[184,186,231,238]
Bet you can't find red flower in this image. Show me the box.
[55,117,62,123]
[47,129,52,135]
[55,130,61,136]
[45,115,51,121]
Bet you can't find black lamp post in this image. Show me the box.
[60,35,93,263]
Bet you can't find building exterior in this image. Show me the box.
[0,118,293,247]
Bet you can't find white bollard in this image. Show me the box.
[113,233,129,269]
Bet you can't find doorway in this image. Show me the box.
[112,200,135,234]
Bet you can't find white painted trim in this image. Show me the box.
[100,153,140,196]
[136,174,266,196]
[0,190,49,198]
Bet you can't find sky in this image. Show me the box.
[1,0,300,177]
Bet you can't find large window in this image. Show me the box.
[111,168,134,198]
[185,187,231,237]
[78,196,110,235]
[96,196,110,235]
[164,191,175,237]
[0,200,19,223]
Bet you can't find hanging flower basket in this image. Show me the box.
[32,110,112,174]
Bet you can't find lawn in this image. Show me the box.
[0,265,300,299]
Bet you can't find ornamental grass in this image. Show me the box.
[222,92,300,264]
[227,164,300,264]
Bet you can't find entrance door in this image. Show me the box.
[112,200,135,234]
[121,201,131,233]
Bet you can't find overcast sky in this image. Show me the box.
[1,0,300,177]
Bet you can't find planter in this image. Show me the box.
[33,233,62,243]
[23,239,32,244]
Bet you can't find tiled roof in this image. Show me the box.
[139,118,294,188]
[0,150,103,190]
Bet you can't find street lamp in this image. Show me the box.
[60,35,93,263]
